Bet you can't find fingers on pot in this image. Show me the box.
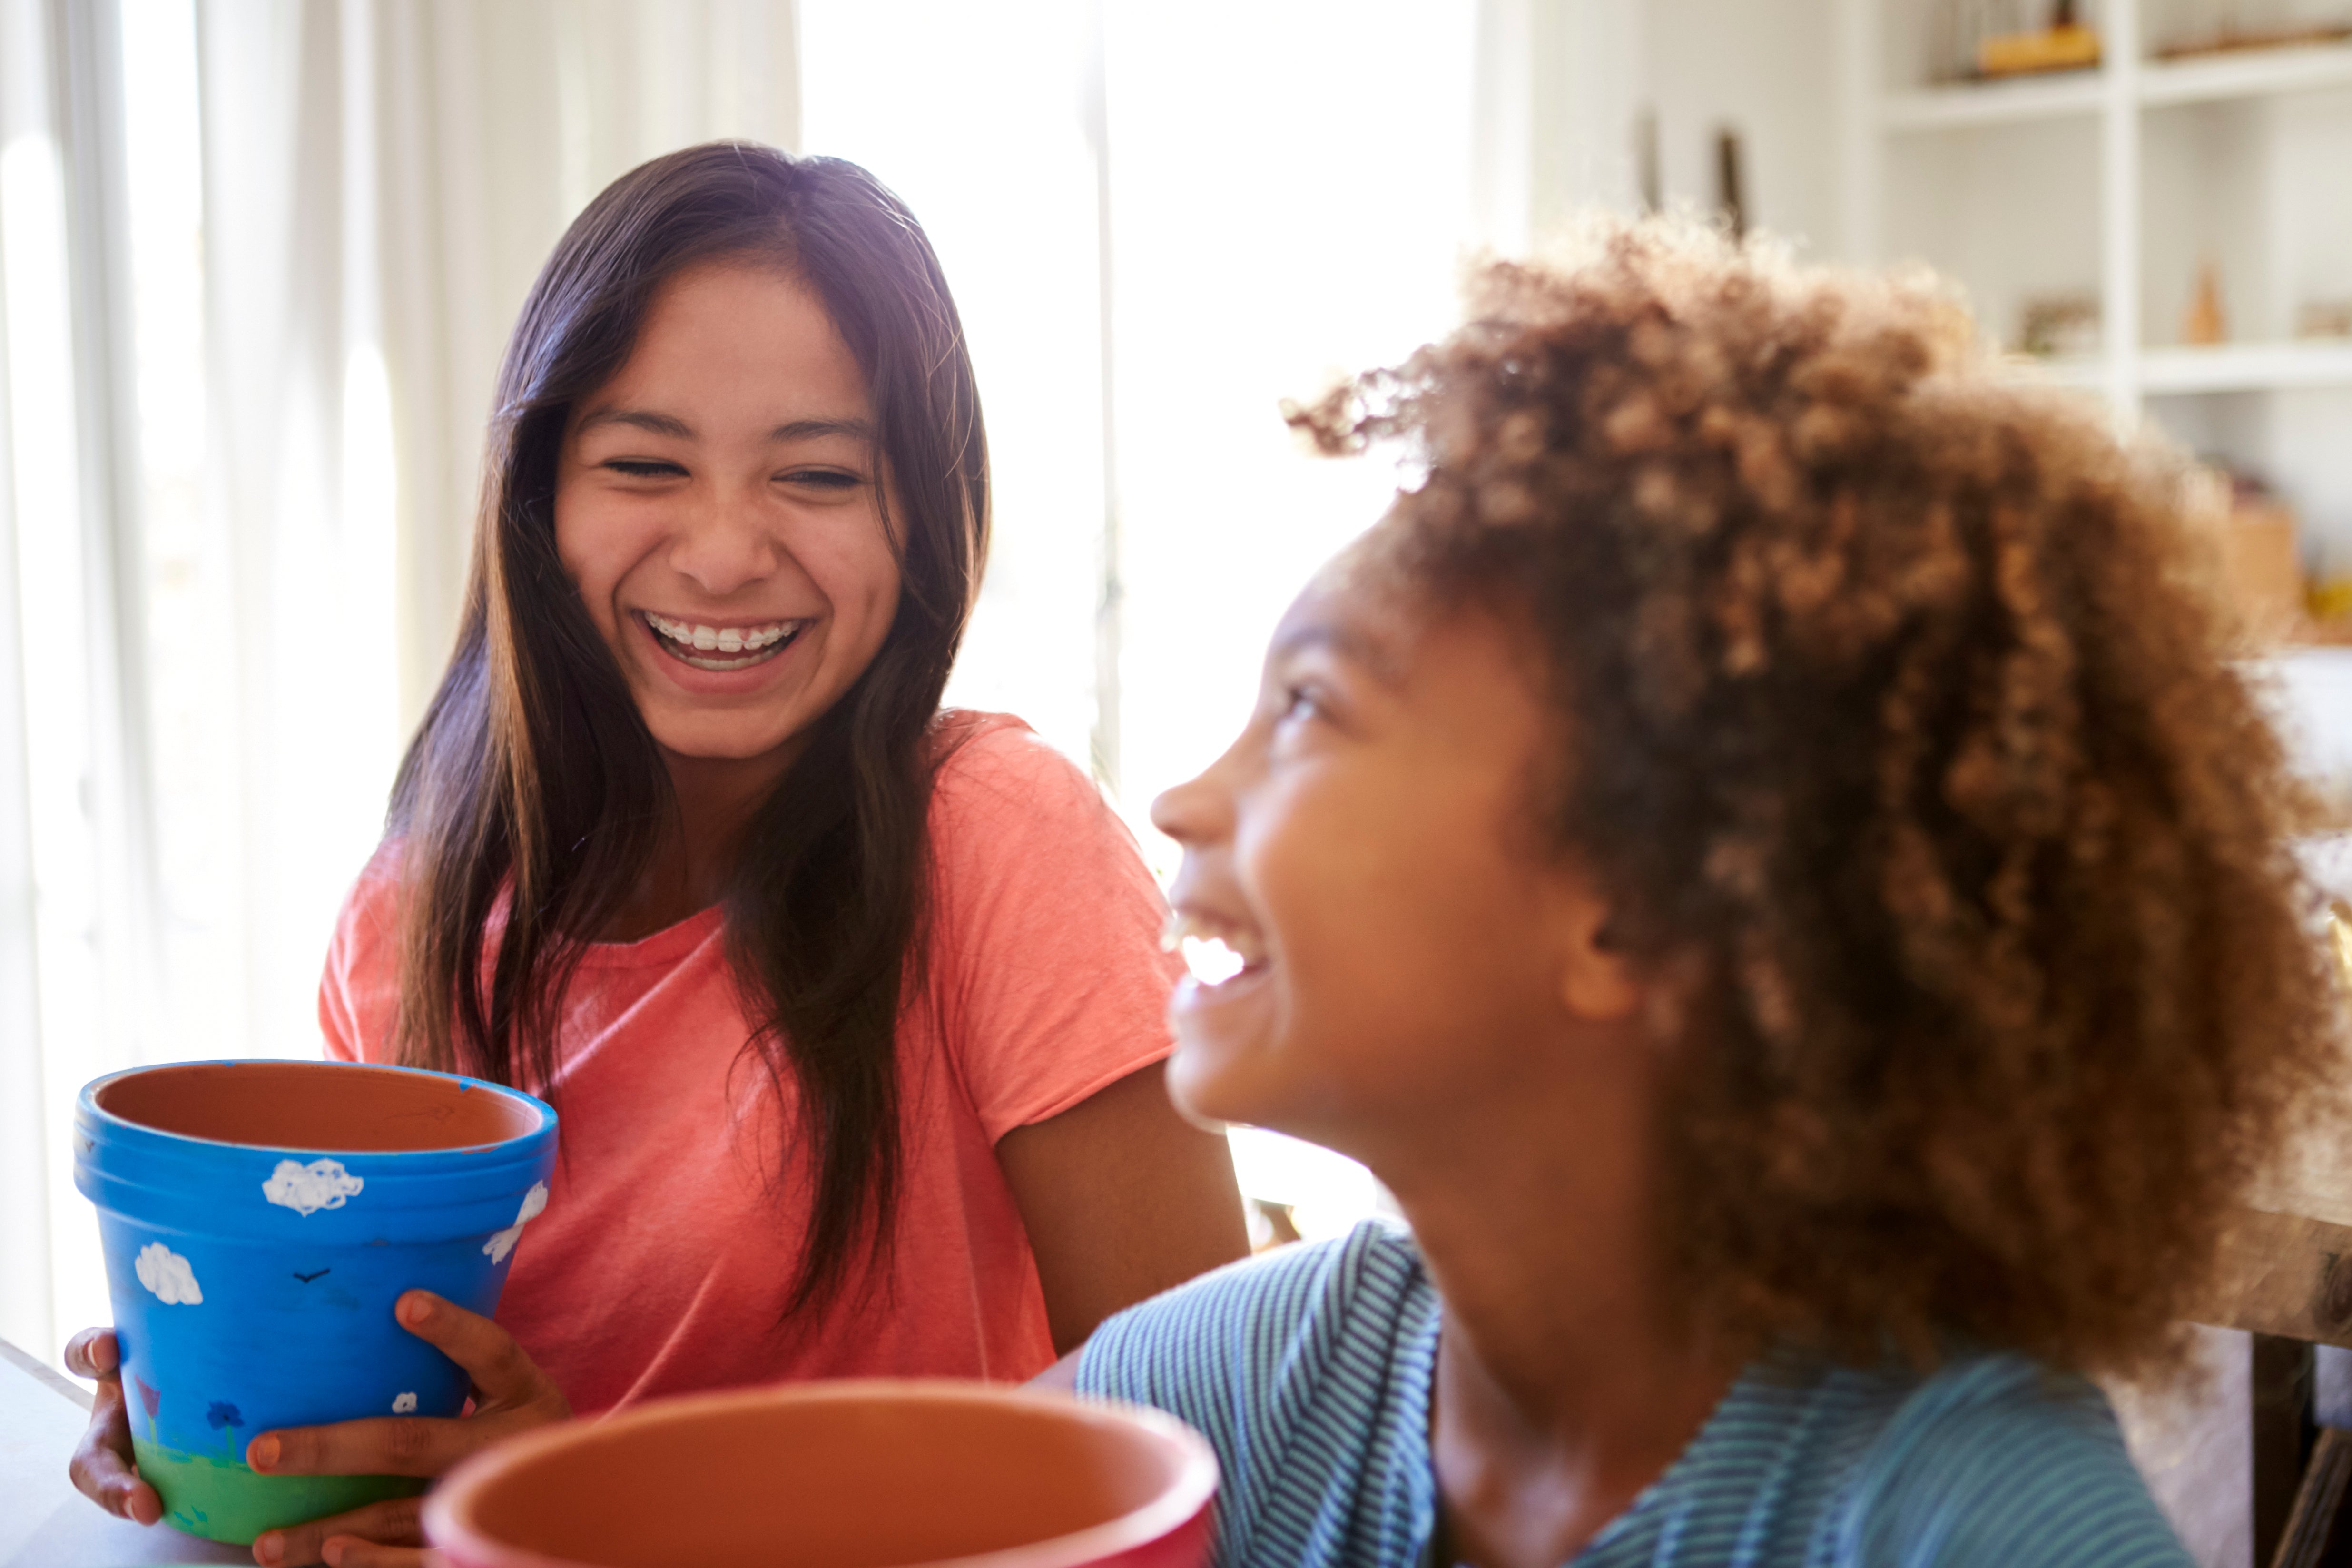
[69,1387,158,1524]
[250,1492,426,1567]
[249,1416,471,1480]
[395,1293,550,1410]
[62,1326,118,1380]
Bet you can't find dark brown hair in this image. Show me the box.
[1295,218,2340,1380]
[388,142,989,1314]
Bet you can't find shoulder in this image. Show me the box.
[327,841,408,967]
[319,841,410,1064]
[912,713,1178,1134]
[928,713,1108,835]
[1843,1355,2190,1566]
[341,840,406,916]
[919,710,1165,958]
[1079,1219,1430,1399]
[1077,1221,1438,1563]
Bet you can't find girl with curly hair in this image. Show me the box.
[1056,220,2342,1565]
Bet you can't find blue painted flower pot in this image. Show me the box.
[74,1059,557,1546]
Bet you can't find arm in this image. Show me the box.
[997,1061,1249,1355]
[928,725,1249,1354]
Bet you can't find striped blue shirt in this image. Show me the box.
[1077,1221,2190,1567]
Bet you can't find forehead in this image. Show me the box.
[1273,541,1541,702]
[605,261,866,404]
[1271,548,1415,680]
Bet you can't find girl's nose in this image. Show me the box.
[668,488,781,597]
[1151,762,1232,848]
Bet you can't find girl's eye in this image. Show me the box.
[1277,684,1326,725]
[781,468,862,491]
[605,459,684,479]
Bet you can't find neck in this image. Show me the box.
[604,740,802,939]
[1375,1055,1741,1568]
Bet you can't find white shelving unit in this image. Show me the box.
[2140,339,2352,392]
[1881,34,2352,127]
[1838,0,2352,424]
[1880,69,2105,129]
[1833,0,2352,817]
[2142,34,2352,103]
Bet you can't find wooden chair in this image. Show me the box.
[2190,904,2352,1567]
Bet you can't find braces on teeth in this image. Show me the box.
[644,613,800,657]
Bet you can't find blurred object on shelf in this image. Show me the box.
[2155,13,2352,60]
[1979,0,2103,77]
[2018,291,2102,358]
[2313,574,2352,646]
[1928,0,2106,82]
[2204,466,2316,647]
[2299,299,2352,341]
[2315,575,2352,626]
[1635,106,1661,214]
[1715,128,1747,240]
[2185,261,2231,346]
[1927,0,2006,83]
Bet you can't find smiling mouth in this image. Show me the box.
[639,611,808,673]
[1165,910,1269,986]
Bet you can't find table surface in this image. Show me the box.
[0,1337,247,1567]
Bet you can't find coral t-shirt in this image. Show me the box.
[318,716,1182,1414]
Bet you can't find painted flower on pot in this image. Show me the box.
[134,1375,159,1441]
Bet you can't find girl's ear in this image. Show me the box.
[1551,874,1644,1024]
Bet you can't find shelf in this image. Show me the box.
[1880,41,2352,133]
[1882,72,2104,132]
[2140,342,2352,394]
[2000,354,2108,389]
[2142,41,2352,107]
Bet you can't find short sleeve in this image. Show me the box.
[1076,1223,1441,1568]
[925,718,1184,1141]
[1851,1358,2194,1567]
[317,846,406,1065]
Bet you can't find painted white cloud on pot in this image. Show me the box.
[482,1181,549,1264]
[392,1392,417,1414]
[264,1158,364,1216]
[135,1243,202,1305]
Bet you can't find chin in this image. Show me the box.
[1164,1036,1294,1135]
[646,719,798,762]
[1163,1039,1237,1125]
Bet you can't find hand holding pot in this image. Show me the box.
[237,1289,570,1568]
[64,1325,163,1526]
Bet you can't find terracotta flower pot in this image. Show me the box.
[74,1059,557,1545]
[425,1380,1218,1568]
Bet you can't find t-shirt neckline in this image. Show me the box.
[574,903,726,968]
[1408,1276,1806,1567]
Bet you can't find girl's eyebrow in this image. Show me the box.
[1271,620,1406,688]
[577,407,693,438]
[573,408,873,444]
[768,417,873,444]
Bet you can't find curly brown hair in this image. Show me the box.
[1291,218,2342,1381]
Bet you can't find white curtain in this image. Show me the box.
[0,0,799,1372]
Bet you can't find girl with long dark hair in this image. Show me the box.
[68,142,1247,1566]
